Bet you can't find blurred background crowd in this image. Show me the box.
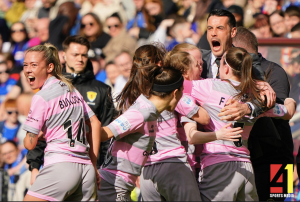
[1,0,300,201]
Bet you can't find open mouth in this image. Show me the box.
[211,40,221,51]
[28,76,35,85]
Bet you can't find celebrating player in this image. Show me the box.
[183,47,296,201]
[22,43,101,201]
[97,44,185,201]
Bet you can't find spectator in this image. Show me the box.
[35,18,49,44]
[2,52,22,81]
[291,22,300,38]
[282,0,300,11]
[0,99,21,144]
[20,0,42,38]
[114,50,132,97]
[167,16,194,50]
[285,6,300,32]
[269,10,288,37]
[251,14,272,38]
[0,62,17,104]
[0,19,10,53]
[79,0,127,25]
[102,12,137,62]
[289,54,300,105]
[104,61,120,96]
[128,0,164,40]
[126,0,146,31]
[4,0,26,25]
[80,13,111,51]
[227,5,244,27]
[244,0,265,28]
[48,1,79,50]
[178,0,197,22]
[9,22,29,68]
[261,0,280,15]
[37,0,72,20]
[1,140,27,201]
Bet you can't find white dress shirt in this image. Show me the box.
[210,53,219,78]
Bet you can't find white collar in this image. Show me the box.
[211,52,217,65]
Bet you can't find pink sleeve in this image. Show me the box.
[191,79,212,106]
[23,95,47,135]
[259,103,287,118]
[107,109,144,140]
[175,94,199,118]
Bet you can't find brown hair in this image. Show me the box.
[4,99,17,108]
[164,51,193,75]
[233,27,258,54]
[253,14,270,29]
[224,47,263,105]
[80,13,103,40]
[142,0,164,32]
[116,43,166,112]
[62,35,90,51]
[285,6,300,18]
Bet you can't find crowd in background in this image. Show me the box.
[1,0,300,201]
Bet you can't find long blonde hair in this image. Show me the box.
[26,43,74,91]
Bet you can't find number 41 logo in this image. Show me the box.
[270,164,293,194]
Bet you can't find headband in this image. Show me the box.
[152,76,184,92]
[224,56,240,73]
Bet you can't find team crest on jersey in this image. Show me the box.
[87,91,97,102]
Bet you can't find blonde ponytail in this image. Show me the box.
[26,43,74,92]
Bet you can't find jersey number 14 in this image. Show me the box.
[63,118,85,147]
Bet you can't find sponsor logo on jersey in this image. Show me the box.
[273,104,281,115]
[182,95,193,106]
[114,116,131,133]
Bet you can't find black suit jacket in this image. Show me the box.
[248,54,293,167]
[200,49,265,117]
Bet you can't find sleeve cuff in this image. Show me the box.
[246,102,255,119]
[29,161,42,171]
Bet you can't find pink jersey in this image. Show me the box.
[99,94,159,191]
[23,76,94,167]
[144,94,199,165]
[183,79,288,169]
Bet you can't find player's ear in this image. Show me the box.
[47,63,54,74]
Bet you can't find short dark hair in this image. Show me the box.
[105,61,116,69]
[2,140,18,149]
[285,6,300,18]
[62,35,90,51]
[207,9,236,28]
[270,10,285,19]
[291,22,300,32]
[107,12,122,24]
[233,27,258,53]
